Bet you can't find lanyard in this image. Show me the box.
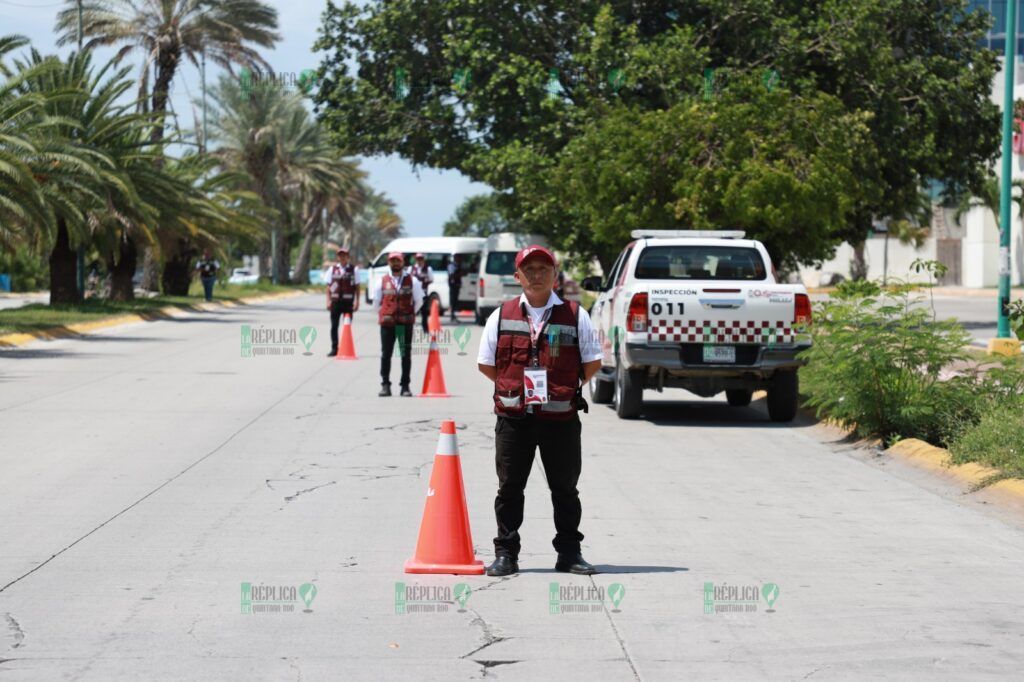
[388,271,404,290]
[524,304,552,367]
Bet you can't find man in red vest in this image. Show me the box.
[373,252,423,396]
[325,247,359,357]
[477,245,603,576]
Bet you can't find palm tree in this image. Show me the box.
[0,36,50,251]
[340,189,404,264]
[207,74,365,285]
[55,0,279,146]
[55,0,280,291]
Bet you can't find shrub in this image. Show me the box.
[799,277,976,445]
[0,244,48,292]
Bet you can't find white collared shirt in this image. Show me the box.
[372,268,425,312]
[477,290,603,366]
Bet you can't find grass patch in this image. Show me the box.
[0,282,311,336]
[948,398,1024,480]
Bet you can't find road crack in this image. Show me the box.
[591,575,641,681]
[460,608,509,660]
[284,481,337,503]
[3,613,24,649]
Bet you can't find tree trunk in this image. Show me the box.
[107,237,138,301]
[274,228,292,284]
[49,218,81,304]
[140,245,161,292]
[292,213,319,285]
[150,49,180,148]
[851,241,868,281]
[161,238,196,296]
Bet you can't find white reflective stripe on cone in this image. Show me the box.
[436,433,459,456]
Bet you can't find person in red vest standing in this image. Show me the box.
[476,245,603,576]
[373,252,423,396]
[324,247,359,357]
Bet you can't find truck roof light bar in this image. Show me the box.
[629,229,746,239]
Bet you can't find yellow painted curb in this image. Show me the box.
[0,289,308,348]
[886,438,1024,500]
[987,338,1022,357]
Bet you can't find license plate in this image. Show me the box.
[703,345,736,363]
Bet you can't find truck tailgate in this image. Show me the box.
[646,285,805,345]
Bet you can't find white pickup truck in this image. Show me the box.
[582,230,812,421]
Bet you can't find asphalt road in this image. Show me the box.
[1,294,1023,680]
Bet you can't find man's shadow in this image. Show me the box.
[519,565,687,574]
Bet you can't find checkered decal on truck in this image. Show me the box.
[648,319,795,344]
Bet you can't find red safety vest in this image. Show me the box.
[378,272,415,326]
[493,298,582,420]
[328,263,356,300]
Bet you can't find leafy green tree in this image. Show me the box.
[442,193,522,237]
[315,0,999,268]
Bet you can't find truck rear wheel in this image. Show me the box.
[726,389,753,407]
[590,373,614,404]
[614,361,643,419]
[767,370,799,422]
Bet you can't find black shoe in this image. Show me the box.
[555,553,597,575]
[400,386,412,397]
[326,349,337,357]
[486,555,519,577]
[378,384,392,397]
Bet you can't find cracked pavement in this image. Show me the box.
[1,294,1024,680]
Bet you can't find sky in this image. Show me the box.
[0,0,491,238]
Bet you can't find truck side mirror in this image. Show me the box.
[580,276,603,292]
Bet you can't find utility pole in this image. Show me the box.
[76,0,85,298]
[200,49,207,154]
[996,0,1018,350]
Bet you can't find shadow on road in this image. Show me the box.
[518,565,688,574]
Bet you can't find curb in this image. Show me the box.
[0,289,308,348]
[886,438,1024,501]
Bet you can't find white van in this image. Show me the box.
[365,236,485,314]
[475,232,582,324]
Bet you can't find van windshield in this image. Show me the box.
[485,252,517,275]
[372,252,449,270]
[634,246,767,280]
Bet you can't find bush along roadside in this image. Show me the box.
[798,261,1024,483]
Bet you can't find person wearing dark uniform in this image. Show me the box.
[325,247,359,357]
[195,250,220,301]
[477,245,603,576]
[447,256,462,323]
[373,251,423,397]
[411,252,434,334]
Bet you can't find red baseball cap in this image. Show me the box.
[336,247,349,254]
[387,251,404,261]
[515,244,557,269]
[414,252,425,259]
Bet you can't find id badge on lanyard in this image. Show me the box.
[524,307,551,405]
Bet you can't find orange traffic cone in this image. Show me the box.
[420,331,450,397]
[428,298,441,334]
[404,420,484,575]
[336,314,358,360]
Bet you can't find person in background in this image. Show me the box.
[195,249,220,301]
[373,252,424,396]
[324,247,359,356]
[447,255,462,323]
[411,252,434,334]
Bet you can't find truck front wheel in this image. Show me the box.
[767,370,799,422]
